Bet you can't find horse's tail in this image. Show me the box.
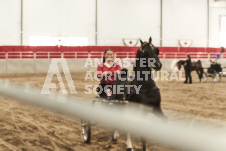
[200,66,204,79]
[197,60,204,79]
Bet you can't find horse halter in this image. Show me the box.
[139,42,149,52]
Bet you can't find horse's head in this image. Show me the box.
[139,37,162,71]
[176,60,185,70]
[176,61,181,70]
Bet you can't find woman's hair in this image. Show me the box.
[103,48,113,63]
[187,55,191,60]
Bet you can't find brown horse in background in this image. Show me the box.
[176,60,204,82]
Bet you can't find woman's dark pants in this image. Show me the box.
[185,69,192,84]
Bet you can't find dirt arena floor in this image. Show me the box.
[0,72,226,151]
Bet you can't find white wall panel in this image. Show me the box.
[0,0,21,45]
[97,0,161,46]
[162,0,208,47]
[23,0,96,45]
[1,0,226,47]
[209,0,226,47]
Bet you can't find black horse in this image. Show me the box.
[114,37,166,151]
[176,60,204,82]
[115,37,166,118]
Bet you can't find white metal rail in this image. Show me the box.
[0,81,226,150]
[1,51,225,59]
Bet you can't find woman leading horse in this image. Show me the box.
[176,58,204,83]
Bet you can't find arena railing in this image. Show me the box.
[0,81,226,150]
[2,51,224,59]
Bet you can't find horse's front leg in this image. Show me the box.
[141,138,146,151]
[151,91,168,121]
[112,130,120,142]
[127,132,133,151]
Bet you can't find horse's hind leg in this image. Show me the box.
[126,132,147,151]
[200,68,204,82]
[196,70,201,82]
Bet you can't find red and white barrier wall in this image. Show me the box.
[0,46,223,59]
[0,46,224,73]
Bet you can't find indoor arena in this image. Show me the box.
[0,0,226,151]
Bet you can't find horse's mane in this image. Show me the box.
[133,49,141,72]
[136,49,141,58]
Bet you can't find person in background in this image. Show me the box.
[210,54,221,65]
[221,47,225,54]
[96,48,121,98]
[184,55,192,84]
[210,54,221,73]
